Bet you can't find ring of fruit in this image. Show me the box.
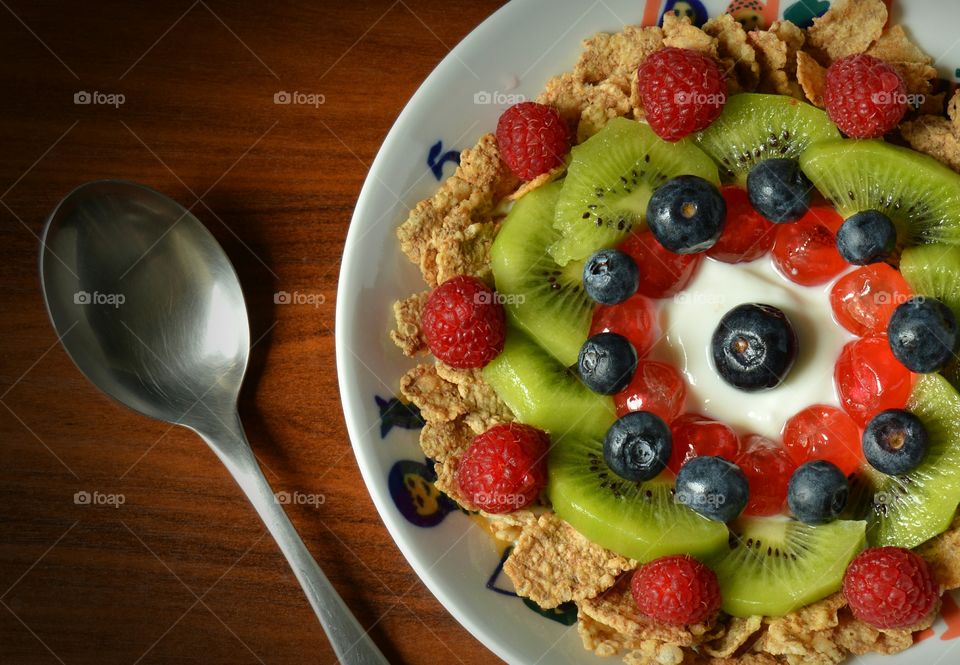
[391,5,960,663]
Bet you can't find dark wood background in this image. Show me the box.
[0,2,507,663]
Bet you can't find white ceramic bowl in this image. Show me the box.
[336,2,960,662]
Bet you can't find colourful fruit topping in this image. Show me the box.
[619,230,702,299]
[772,206,847,286]
[787,460,849,525]
[862,409,929,476]
[590,293,659,358]
[747,158,812,224]
[675,456,749,523]
[707,186,777,263]
[614,360,686,422]
[835,210,898,265]
[667,414,740,474]
[842,547,937,629]
[737,434,797,516]
[711,304,798,392]
[603,411,672,482]
[782,405,863,476]
[834,335,913,427]
[631,555,722,625]
[578,332,637,395]
[583,248,639,305]
[637,47,727,142]
[496,101,570,181]
[887,296,959,373]
[456,423,549,513]
[646,176,727,254]
[830,263,912,337]
[422,275,506,368]
[824,55,908,139]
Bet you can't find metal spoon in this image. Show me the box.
[39,180,389,665]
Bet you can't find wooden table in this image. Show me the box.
[0,2,507,663]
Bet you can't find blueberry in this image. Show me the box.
[787,460,848,525]
[578,332,637,395]
[862,409,929,475]
[887,297,958,373]
[675,456,749,523]
[835,210,897,265]
[645,175,727,254]
[711,303,798,392]
[603,411,672,482]
[583,249,639,305]
[746,158,812,223]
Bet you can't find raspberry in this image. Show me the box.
[455,423,549,514]
[495,102,570,181]
[772,206,847,286]
[637,47,728,141]
[824,54,908,139]
[422,275,506,368]
[631,555,722,625]
[619,230,702,299]
[737,434,797,516]
[707,186,777,264]
[834,335,913,427]
[782,405,863,476]
[614,360,687,422]
[843,547,938,629]
[591,293,660,359]
[830,264,912,337]
[667,414,740,474]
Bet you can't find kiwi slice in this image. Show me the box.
[844,373,960,549]
[490,180,592,367]
[547,433,729,562]
[801,139,960,245]
[482,327,615,439]
[901,243,960,316]
[708,517,866,617]
[549,117,719,266]
[696,93,840,184]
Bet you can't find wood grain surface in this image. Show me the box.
[0,2,507,663]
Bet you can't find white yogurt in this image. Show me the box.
[648,257,855,439]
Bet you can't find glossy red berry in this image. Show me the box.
[830,264,912,337]
[496,102,570,181]
[825,55,908,139]
[782,404,863,476]
[667,414,740,474]
[619,230,702,299]
[614,360,687,422]
[707,186,777,263]
[772,206,847,286]
[737,434,797,516]
[843,547,937,629]
[834,335,913,427]
[422,275,506,368]
[456,423,549,514]
[591,294,659,359]
[637,48,728,141]
[631,555,722,625]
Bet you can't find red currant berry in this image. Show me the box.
[619,230,702,299]
[772,206,847,286]
[782,404,863,475]
[591,294,659,359]
[614,361,686,422]
[667,413,740,474]
[707,186,777,263]
[737,434,796,516]
[830,264,912,337]
[834,336,914,427]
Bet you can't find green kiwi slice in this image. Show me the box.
[900,243,960,317]
[801,139,960,246]
[547,433,729,562]
[548,117,719,266]
[696,93,840,184]
[482,327,615,440]
[490,180,591,368]
[844,373,960,549]
[707,517,866,617]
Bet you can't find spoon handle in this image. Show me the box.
[196,411,390,665]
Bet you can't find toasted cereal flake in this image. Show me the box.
[434,219,498,285]
[917,92,946,116]
[433,457,476,511]
[891,62,938,97]
[768,20,805,75]
[390,291,429,356]
[575,25,664,92]
[703,14,759,91]
[578,81,633,142]
[806,0,887,63]
[747,29,802,97]
[917,513,960,589]
[866,25,933,66]
[578,612,633,657]
[755,593,846,663]
[485,510,537,543]
[706,655,781,665]
[419,418,474,462]
[622,640,685,665]
[434,362,513,432]
[662,14,717,56]
[831,613,914,656]
[950,91,960,139]
[509,163,566,201]
[400,364,466,422]
[538,73,591,128]
[796,51,827,108]
[503,513,633,608]
[900,116,960,172]
[702,616,763,658]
